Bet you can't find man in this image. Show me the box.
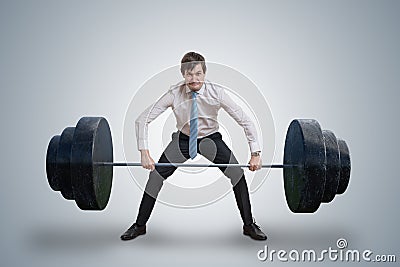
[121,52,267,241]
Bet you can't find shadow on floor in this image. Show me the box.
[24,221,360,254]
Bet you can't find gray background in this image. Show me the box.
[0,0,399,266]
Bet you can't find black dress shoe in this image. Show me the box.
[243,222,267,240]
[120,223,146,241]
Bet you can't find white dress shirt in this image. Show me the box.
[135,80,261,153]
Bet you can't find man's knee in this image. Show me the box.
[223,166,245,187]
[144,167,174,198]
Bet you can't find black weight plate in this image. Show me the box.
[46,135,61,191]
[71,117,113,210]
[336,139,351,194]
[321,130,340,203]
[283,119,326,213]
[57,127,76,200]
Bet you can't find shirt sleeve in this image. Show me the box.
[135,91,174,150]
[219,88,261,153]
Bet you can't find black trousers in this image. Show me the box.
[136,131,254,226]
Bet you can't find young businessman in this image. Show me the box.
[121,52,267,241]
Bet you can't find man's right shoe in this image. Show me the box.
[120,223,146,241]
[243,221,267,240]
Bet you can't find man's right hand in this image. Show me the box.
[140,150,155,171]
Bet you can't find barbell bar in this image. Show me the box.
[46,117,351,213]
[95,162,286,168]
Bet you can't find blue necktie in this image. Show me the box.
[189,91,198,159]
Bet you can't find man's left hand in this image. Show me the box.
[248,155,262,171]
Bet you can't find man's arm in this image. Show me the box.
[219,88,262,171]
[135,91,174,170]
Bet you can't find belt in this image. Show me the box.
[175,131,222,141]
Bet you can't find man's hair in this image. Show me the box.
[180,51,207,75]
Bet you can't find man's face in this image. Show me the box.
[183,63,205,91]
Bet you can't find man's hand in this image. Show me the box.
[248,154,262,171]
[140,149,155,171]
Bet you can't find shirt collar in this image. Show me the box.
[185,81,206,95]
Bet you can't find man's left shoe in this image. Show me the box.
[120,223,146,241]
[243,222,267,240]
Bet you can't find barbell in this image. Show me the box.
[46,117,351,213]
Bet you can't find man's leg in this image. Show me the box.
[121,132,190,240]
[198,133,252,225]
[136,132,190,225]
[199,133,267,240]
